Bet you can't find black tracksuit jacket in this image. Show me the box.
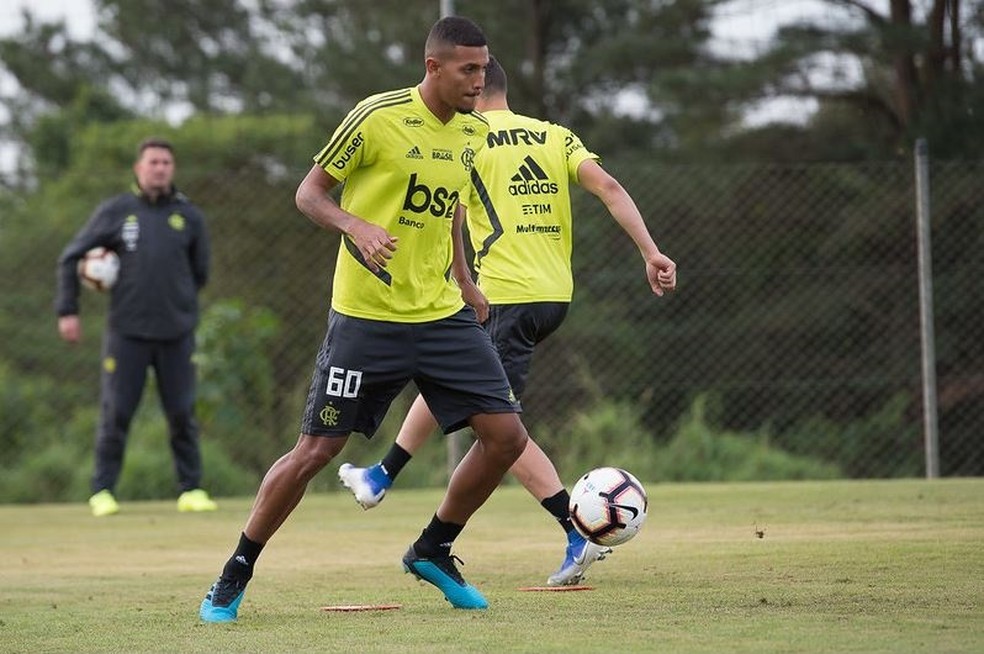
[55,186,210,339]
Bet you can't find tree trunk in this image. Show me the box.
[889,0,918,129]
[527,0,549,119]
[926,0,947,85]
[950,0,962,74]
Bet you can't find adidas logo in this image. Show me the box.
[406,146,423,159]
[508,156,559,195]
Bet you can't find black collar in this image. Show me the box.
[131,181,178,205]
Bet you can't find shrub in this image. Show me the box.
[653,394,842,481]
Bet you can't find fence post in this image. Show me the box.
[914,138,940,479]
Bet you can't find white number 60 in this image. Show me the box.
[326,366,362,398]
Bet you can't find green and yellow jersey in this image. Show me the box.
[314,86,489,322]
[467,110,598,304]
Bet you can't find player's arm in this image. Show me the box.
[54,202,115,343]
[451,204,489,322]
[295,165,397,273]
[576,159,677,296]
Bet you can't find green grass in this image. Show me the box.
[1,478,981,653]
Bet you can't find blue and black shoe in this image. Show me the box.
[402,545,488,609]
[199,575,248,623]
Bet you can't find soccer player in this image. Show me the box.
[338,56,677,586]
[55,138,217,517]
[199,17,528,622]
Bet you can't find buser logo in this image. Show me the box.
[508,155,559,196]
[402,173,459,218]
[332,132,364,170]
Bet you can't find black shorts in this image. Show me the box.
[484,302,569,398]
[300,307,520,438]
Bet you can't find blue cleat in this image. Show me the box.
[338,462,392,509]
[199,576,248,623]
[547,530,612,586]
[402,546,488,609]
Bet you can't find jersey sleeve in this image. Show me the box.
[561,126,599,183]
[313,105,374,182]
[54,198,118,316]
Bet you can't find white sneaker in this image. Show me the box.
[547,531,612,586]
[338,462,391,509]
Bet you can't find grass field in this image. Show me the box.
[1,478,981,653]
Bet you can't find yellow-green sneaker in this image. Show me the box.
[89,490,120,517]
[177,489,218,512]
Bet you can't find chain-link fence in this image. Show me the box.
[1,155,981,503]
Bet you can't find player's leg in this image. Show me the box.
[436,411,528,522]
[89,330,151,516]
[200,433,348,623]
[338,392,437,508]
[489,303,573,521]
[200,311,411,622]
[402,411,527,609]
[152,331,214,511]
[245,435,348,541]
[508,423,611,585]
[491,303,610,584]
[402,308,527,608]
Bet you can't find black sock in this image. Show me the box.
[380,443,412,481]
[413,514,464,558]
[222,532,265,582]
[541,490,575,534]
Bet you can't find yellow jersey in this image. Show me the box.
[314,86,489,322]
[467,110,598,303]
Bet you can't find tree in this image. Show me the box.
[749,0,984,158]
[2,1,738,175]
[92,0,308,114]
[0,14,131,179]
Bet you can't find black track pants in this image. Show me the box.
[91,329,202,493]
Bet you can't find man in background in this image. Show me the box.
[55,138,217,517]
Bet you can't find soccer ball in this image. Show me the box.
[77,247,120,292]
[569,467,648,547]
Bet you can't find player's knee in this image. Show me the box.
[475,415,527,462]
[294,433,345,472]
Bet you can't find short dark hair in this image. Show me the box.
[483,56,508,97]
[137,138,174,158]
[425,16,487,58]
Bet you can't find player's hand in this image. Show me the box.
[58,315,81,343]
[348,220,398,273]
[459,279,489,323]
[646,252,677,297]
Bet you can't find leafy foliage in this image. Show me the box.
[535,394,841,486]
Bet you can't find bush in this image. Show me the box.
[194,299,285,475]
[778,393,921,478]
[535,393,841,485]
[653,394,842,481]
[533,396,661,485]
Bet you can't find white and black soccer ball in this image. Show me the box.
[569,467,648,547]
[77,247,120,292]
